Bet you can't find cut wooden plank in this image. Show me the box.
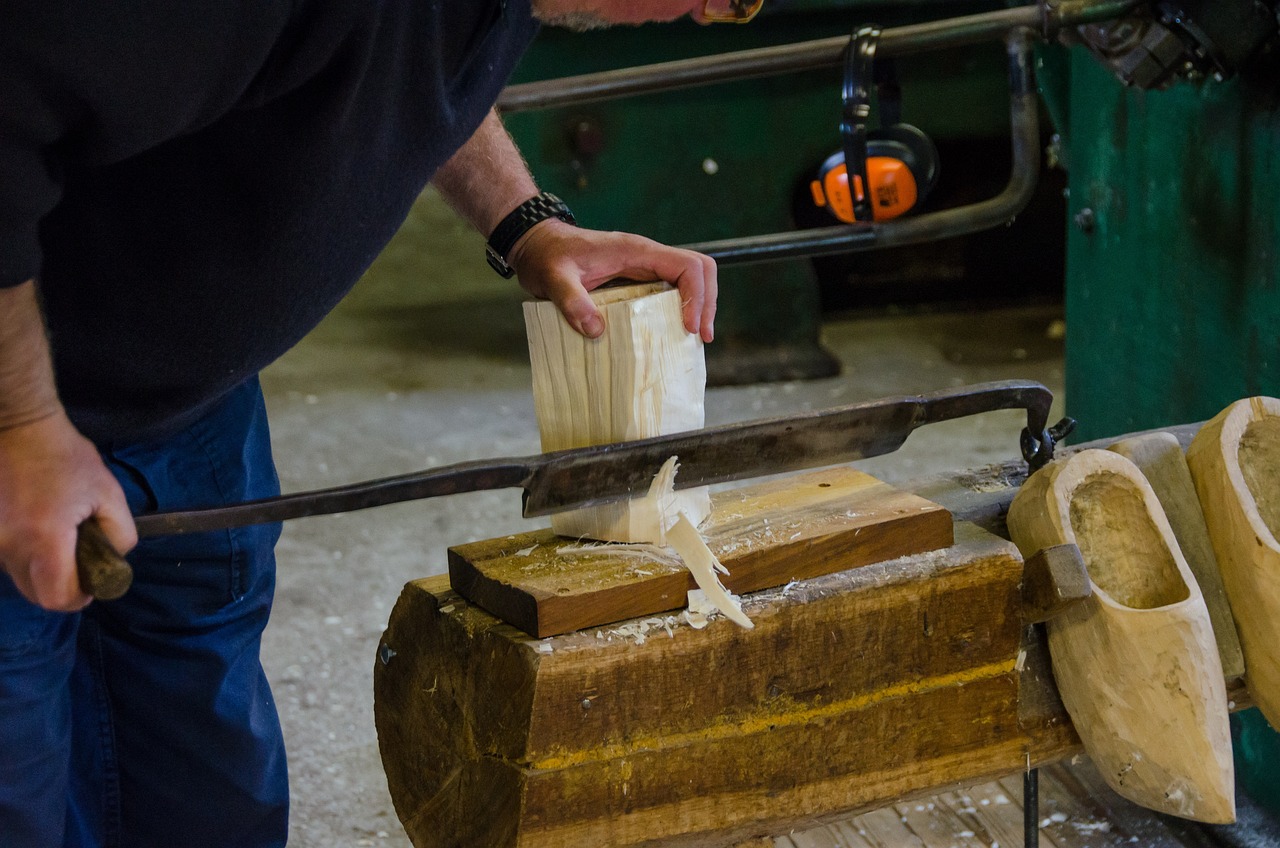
[449,466,954,637]
[1186,396,1280,729]
[524,282,709,542]
[377,522,1026,848]
[1007,449,1234,824]
[1108,431,1245,679]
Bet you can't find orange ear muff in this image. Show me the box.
[809,124,939,224]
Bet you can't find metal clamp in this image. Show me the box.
[1020,416,1078,472]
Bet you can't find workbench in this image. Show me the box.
[373,424,1251,847]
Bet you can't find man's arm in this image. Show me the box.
[432,109,717,342]
[0,281,135,610]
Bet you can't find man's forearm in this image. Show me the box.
[432,109,539,237]
[0,281,61,430]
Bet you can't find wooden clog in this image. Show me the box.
[1187,396,1280,730]
[1108,432,1245,680]
[1008,448,1234,823]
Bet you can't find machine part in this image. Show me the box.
[1074,0,1280,88]
[1074,17,1194,89]
[1049,34,1280,826]
[1025,769,1040,848]
[497,0,1142,113]
[501,4,1082,383]
[684,31,1040,265]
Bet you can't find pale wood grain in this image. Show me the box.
[524,283,709,541]
[1187,396,1280,729]
[1108,432,1244,679]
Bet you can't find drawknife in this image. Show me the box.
[76,379,1073,599]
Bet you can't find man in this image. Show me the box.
[0,0,759,844]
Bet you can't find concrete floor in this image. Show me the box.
[257,188,1066,846]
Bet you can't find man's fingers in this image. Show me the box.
[551,284,605,338]
[95,503,139,557]
[29,533,92,612]
[659,250,714,342]
[512,226,719,342]
[685,253,717,343]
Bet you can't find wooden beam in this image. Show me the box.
[1020,543,1090,624]
[379,522,1033,848]
[449,467,954,637]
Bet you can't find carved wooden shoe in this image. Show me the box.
[1108,432,1245,680]
[1187,396,1280,730]
[1008,449,1234,823]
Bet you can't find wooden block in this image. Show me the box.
[1109,431,1245,679]
[449,466,954,637]
[376,523,1026,848]
[524,282,710,541]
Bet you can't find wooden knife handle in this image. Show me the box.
[76,517,133,600]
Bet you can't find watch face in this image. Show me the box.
[485,244,515,278]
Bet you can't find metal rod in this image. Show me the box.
[497,0,1138,113]
[678,31,1038,266]
[1024,768,1040,847]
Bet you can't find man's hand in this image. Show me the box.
[0,411,135,610]
[432,110,718,342]
[509,218,718,342]
[0,281,135,610]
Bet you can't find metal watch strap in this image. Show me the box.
[485,192,576,278]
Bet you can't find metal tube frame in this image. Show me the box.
[497,2,1137,267]
[497,0,1138,112]
[684,30,1038,265]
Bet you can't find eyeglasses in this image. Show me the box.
[701,0,763,23]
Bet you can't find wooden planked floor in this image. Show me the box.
[775,759,1200,848]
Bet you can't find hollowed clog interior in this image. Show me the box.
[1240,415,1280,542]
[1069,472,1189,610]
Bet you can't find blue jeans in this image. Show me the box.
[0,378,288,847]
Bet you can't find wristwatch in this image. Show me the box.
[485,192,577,278]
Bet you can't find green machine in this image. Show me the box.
[1044,11,1280,827]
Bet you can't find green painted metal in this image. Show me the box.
[503,4,1010,381]
[1054,45,1280,816]
[1058,48,1280,438]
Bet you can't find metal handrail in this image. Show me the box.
[497,0,1137,113]
[495,2,1136,265]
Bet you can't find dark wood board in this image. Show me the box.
[377,522,1025,848]
[448,466,954,637]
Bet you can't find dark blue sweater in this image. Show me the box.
[0,0,538,445]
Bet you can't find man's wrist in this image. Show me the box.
[485,192,576,278]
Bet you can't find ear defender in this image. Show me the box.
[810,26,939,224]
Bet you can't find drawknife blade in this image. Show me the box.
[133,379,1054,537]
